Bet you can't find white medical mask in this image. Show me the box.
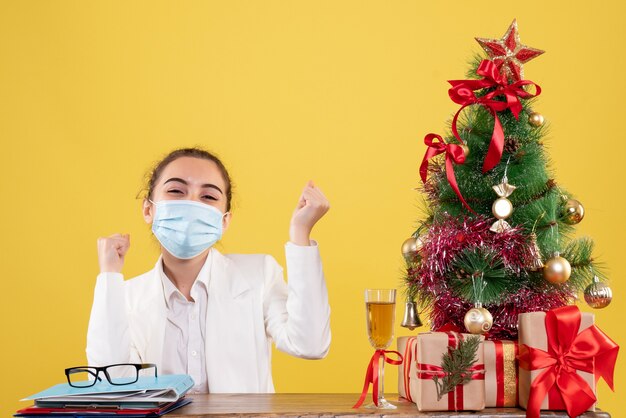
[150,199,225,259]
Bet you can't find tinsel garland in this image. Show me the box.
[428,288,571,340]
[407,215,575,340]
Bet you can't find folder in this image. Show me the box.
[14,397,192,417]
[23,375,194,404]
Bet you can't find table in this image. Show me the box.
[167,394,610,417]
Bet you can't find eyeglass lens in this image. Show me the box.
[104,364,141,385]
[67,364,156,387]
[67,368,100,387]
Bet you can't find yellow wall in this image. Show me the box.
[2,1,625,415]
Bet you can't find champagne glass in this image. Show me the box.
[364,289,396,409]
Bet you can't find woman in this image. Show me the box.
[86,147,331,393]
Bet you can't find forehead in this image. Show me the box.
[158,156,226,188]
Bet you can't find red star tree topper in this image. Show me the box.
[475,19,544,82]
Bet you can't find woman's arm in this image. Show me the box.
[263,244,331,359]
[86,234,141,372]
[86,272,136,366]
[263,181,331,358]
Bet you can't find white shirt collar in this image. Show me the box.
[157,249,213,308]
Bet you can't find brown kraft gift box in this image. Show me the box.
[483,340,518,407]
[413,332,485,411]
[517,310,595,412]
[397,336,418,402]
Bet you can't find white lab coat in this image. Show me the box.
[86,242,331,393]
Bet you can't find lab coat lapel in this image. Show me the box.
[205,248,259,392]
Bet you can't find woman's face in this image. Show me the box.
[143,156,231,231]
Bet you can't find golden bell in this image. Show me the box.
[401,300,423,330]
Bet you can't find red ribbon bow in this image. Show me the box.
[448,59,541,173]
[518,306,619,418]
[353,349,403,408]
[420,133,473,213]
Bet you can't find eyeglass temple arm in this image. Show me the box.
[139,363,158,377]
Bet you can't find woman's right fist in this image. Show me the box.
[97,234,130,273]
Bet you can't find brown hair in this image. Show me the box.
[141,147,233,212]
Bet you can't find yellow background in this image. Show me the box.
[1,1,625,415]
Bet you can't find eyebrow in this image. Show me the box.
[163,177,223,194]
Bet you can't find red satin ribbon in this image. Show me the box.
[494,340,505,407]
[353,349,403,408]
[402,337,417,402]
[419,133,474,213]
[448,59,541,173]
[489,341,518,407]
[415,332,485,411]
[518,306,619,418]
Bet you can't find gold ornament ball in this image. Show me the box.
[543,255,572,284]
[461,144,470,158]
[492,197,513,220]
[584,279,613,309]
[464,307,493,335]
[528,112,545,127]
[401,236,424,260]
[562,199,585,225]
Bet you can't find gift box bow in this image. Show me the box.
[518,305,619,418]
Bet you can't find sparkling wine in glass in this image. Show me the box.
[364,289,396,409]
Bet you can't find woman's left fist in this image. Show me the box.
[290,180,330,245]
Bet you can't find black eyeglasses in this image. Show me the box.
[65,363,158,388]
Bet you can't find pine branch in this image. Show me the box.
[448,247,516,304]
[432,336,481,401]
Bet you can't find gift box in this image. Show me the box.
[518,306,618,418]
[397,336,418,402]
[483,340,518,407]
[412,332,485,411]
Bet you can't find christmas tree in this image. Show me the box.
[403,20,612,340]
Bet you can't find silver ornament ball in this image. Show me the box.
[584,277,613,309]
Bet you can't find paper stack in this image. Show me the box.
[16,375,194,417]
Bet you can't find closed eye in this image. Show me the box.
[203,195,218,200]
[168,189,184,194]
